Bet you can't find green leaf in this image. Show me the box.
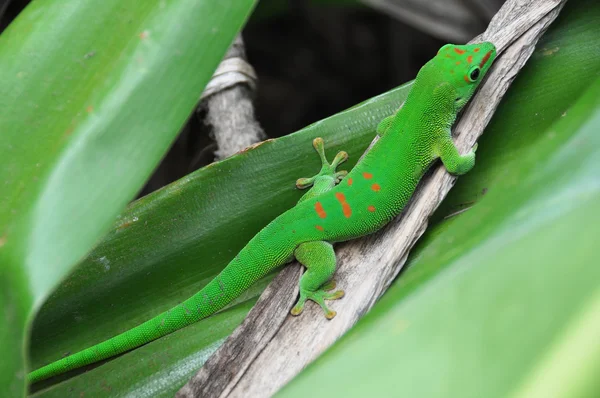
[280,1,600,397]
[0,0,255,395]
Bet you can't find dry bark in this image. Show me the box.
[177,1,568,397]
[201,35,266,160]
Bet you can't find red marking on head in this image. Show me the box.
[371,183,381,192]
[474,48,480,52]
[454,48,466,55]
[463,75,470,83]
[86,105,94,113]
[315,202,327,219]
[347,178,353,186]
[363,172,373,179]
[367,205,376,212]
[315,225,324,231]
[479,50,493,68]
[455,61,461,66]
[467,55,473,64]
[335,192,352,218]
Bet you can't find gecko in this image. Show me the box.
[28,42,497,383]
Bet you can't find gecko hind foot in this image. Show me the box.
[290,286,345,319]
[296,137,348,189]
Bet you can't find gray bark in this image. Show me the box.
[201,35,266,160]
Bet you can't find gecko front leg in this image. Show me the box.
[296,137,348,203]
[437,133,477,176]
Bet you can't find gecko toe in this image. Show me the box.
[321,280,337,291]
[324,290,344,300]
[325,310,337,320]
[290,306,304,316]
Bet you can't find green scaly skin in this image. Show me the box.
[29,42,497,383]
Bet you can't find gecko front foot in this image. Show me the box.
[290,286,345,320]
[296,137,348,189]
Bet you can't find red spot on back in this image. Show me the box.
[467,55,473,64]
[479,50,493,68]
[335,192,352,218]
[371,183,381,192]
[454,48,466,55]
[474,48,480,52]
[450,70,454,74]
[445,54,453,59]
[363,172,373,179]
[86,105,94,113]
[315,225,324,231]
[367,205,376,212]
[315,202,327,219]
[347,178,353,186]
[455,61,461,66]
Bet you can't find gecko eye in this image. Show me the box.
[468,66,481,82]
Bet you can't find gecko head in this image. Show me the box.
[433,42,497,111]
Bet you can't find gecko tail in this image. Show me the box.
[28,228,297,384]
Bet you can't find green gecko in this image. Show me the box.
[29,42,496,383]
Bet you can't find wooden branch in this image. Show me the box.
[201,35,266,160]
[177,0,567,396]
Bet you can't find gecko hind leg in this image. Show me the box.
[291,241,344,320]
[296,138,348,202]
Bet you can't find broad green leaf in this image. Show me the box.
[281,1,600,396]
[0,0,255,395]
